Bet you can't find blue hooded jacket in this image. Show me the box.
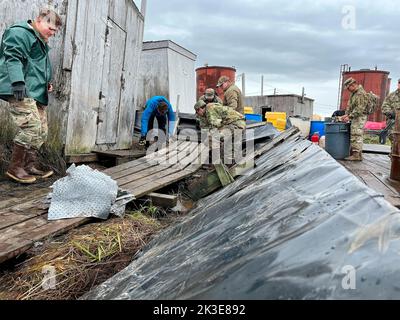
[141,96,176,137]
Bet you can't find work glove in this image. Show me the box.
[12,82,26,101]
[138,136,146,146]
[385,112,396,120]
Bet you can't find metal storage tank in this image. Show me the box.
[340,69,391,122]
[196,66,236,102]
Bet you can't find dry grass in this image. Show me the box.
[0,207,164,300]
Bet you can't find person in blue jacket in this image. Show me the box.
[139,96,176,146]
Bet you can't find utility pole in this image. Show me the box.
[241,73,246,96]
[301,87,305,104]
[261,75,264,97]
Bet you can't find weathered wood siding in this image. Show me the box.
[1,0,144,155]
[167,49,196,113]
[136,48,170,110]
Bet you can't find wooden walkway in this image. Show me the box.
[0,140,205,264]
[339,153,400,208]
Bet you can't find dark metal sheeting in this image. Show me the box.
[84,134,400,300]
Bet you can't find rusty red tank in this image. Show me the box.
[196,66,236,102]
[340,69,391,122]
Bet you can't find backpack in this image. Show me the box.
[364,91,380,115]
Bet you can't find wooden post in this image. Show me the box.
[261,75,264,97]
[172,94,180,137]
[242,73,246,96]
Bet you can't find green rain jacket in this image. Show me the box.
[0,21,52,105]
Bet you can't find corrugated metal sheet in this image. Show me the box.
[84,134,400,300]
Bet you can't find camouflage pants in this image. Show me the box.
[214,123,246,165]
[8,98,48,150]
[350,115,367,153]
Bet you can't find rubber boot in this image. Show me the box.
[25,148,54,179]
[6,144,37,184]
[344,151,363,161]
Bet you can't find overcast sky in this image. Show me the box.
[143,0,400,116]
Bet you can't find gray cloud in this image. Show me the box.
[144,0,400,115]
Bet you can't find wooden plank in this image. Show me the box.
[0,188,49,210]
[0,238,33,264]
[215,164,234,187]
[363,144,391,155]
[66,153,99,164]
[0,216,48,243]
[0,211,46,230]
[352,169,400,207]
[94,149,147,158]
[103,140,184,175]
[146,193,178,208]
[120,142,202,191]
[111,141,193,182]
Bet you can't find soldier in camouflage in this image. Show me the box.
[199,88,223,105]
[194,100,246,165]
[194,100,246,131]
[341,78,369,161]
[382,78,400,144]
[216,76,244,114]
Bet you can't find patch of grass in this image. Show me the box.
[364,134,392,146]
[0,213,163,300]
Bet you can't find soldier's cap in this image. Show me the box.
[205,88,216,98]
[216,76,230,88]
[398,78,400,83]
[194,100,207,111]
[344,77,357,88]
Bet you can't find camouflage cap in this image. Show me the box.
[216,76,230,88]
[344,77,357,88]
[205,88,216,98]
[194,100,207,111]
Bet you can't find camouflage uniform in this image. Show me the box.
[382,89,400,142]
[197,103,246,165]
[345,85,369,154]
[7,98,48,150]
[223,84,244,115]
[199,95,223,105]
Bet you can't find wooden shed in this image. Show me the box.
[0,0,145,155]
[136,40,197,114]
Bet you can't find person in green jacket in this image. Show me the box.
[0,7,62,183]
[216,76,244,115]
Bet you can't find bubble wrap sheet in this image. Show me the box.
[48,165,118,221]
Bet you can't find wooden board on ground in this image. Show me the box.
[339,153,400,208]
[363,144,391,155]
[0,141,203,265]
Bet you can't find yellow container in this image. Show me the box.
[244,106,254,114]
[266,112,287,131]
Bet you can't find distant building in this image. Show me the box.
[244,94,314,119]
[136,40,197,114]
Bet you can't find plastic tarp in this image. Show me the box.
[84,134,400,300]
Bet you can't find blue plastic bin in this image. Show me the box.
[310,121,326,138]
[245,114,263,122]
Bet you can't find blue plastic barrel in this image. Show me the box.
[310,121,326,138]
[325,123,350,160]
